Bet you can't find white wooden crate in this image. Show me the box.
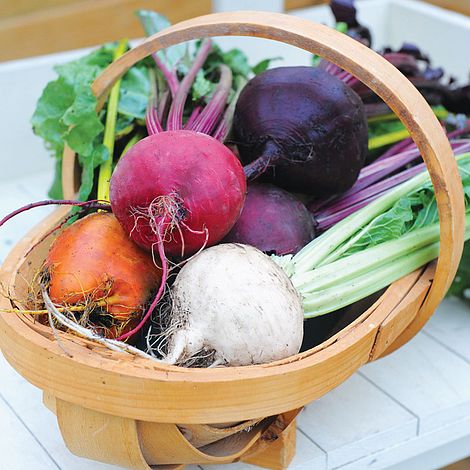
[0,1,469,469]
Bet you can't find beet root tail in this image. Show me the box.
[243,141,281,180]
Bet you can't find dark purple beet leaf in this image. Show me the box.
[330,0,372,46]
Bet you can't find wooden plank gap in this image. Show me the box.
[297,427,327,453]
[0,392,62,470]
[357,371,421,435]
[421,330,470,365]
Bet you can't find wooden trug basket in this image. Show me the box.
[0,11,465,470]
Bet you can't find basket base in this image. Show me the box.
[241,412,297,470]
[43,392,298,470]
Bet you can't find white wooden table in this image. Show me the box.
[1,2,469,469]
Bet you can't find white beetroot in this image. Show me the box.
[161,244,304,367]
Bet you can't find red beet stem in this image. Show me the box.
[166,39,212,131]
[158,89,170,123]
[146,106,163,135]
[152,53,178,98]
[184,106,202,128]
[447,122,470,139]
[314,193,381,231]
[189,64,233,135]
[146,71,164,135]
[213,77,247,142]
[317,163,426,222]
[309,146,422,213]
[0,200,111,228]
[312,140,470,231]
[376,137,414,161]
[116,226,168,342]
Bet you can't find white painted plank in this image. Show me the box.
[296,374,417,469]
[199,429,326,470]
[339,417,470,470]
[387,435,470,470]
[0,393,59,470]
[424,297,470,363]
[361,332,470,434]
[0,352,126,470]
[0,170,52,262]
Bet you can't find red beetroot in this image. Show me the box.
[110,130,247,257]
[224,183,315,255]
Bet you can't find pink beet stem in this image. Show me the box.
[116,227,168,342]
[158,89,170,123]
[376,137,414,161]
[318,163,426,219]
[166,39,212,131]
[145,70,163,135]
[314,140,470,230]
[309,139,470,216]
[146,104,163,135]
[447,122,470,139]
[350,147,422,192]
[184,106,202,128]
[152,53,179,98]
[189,64,232,135]
[213,77,247,142]
[0,200,111,228]
[315,194,382,231]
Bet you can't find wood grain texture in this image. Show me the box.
[198,429,327,470]
[242,418,297,470]
[57,399,152,470]
[369,264,434,360]
[0,0,211,62]
[422,0,470,16]
[177,419,263,448]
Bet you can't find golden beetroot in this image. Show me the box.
[45,212,161,337]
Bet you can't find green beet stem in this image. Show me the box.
[97,38,128,202]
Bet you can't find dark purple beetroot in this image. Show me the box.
[233,66,368,196]
[223,183,315,255]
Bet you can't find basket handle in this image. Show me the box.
[64,11,464,320]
